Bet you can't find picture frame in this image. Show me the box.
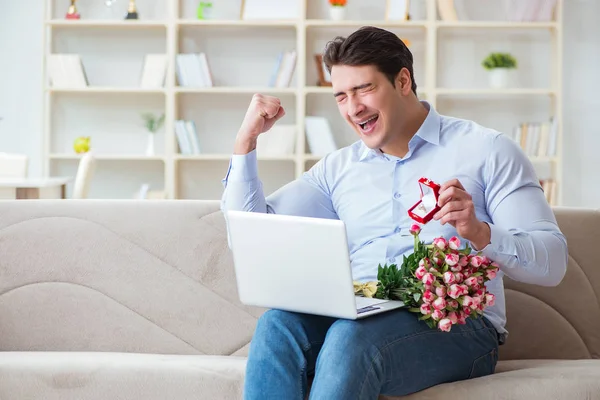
[385,0,410,21]
[314,54,332,87]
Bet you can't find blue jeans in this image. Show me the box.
[243,308,499,400]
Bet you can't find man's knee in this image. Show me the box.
[255,309,299,335]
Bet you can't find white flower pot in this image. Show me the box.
[488,68,509,89]
[329,6,346,21]
[145,133,155,156]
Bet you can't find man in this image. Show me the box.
[221,26,568,399]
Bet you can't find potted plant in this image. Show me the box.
[329,0,347,21]
[481,52,517,89]
[197,2,213,20]
[141,112,165,156]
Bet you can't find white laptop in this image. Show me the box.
[224,210,405,319]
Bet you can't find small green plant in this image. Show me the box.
[482,52,517,70]
[141,112,165,134]
[197,2,213,19]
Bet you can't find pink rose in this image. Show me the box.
[415,265,427,280]
[422,273,435,286]
[459,256,469,267]
[424,284,433,292]
[435,286,446,298]
[486,269,497,280]
[450,264,463,273]
[420,303,432,315]
[448,311,459,324]
[432,309,446,321]
[439,318,453,332]
[432,297,447,311]
[448,299,459,309]
[462,295,474,309]
[443,271,456,285]
[449,236,461,250]
[433,237,447,251]
[419,258,429,268]
[448,284,462,299]
[445,253,459,266]
[422,290,436,304]
[470,296,481,310]
[457,311,467,325]
[464,276,479,287]
[470,256,483,268]
[409,224,421,235]
[454,272,464,283]
[485,293,496,307]
[459,284,469,296]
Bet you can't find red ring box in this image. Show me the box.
[407,177,441,224]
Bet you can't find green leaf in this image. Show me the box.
[413,293,421,302]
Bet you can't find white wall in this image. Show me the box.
[0,0,599,207]
[0,0,44,178]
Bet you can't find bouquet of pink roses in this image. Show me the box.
[354,224,498,332]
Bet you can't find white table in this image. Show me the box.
[0,177,72,199]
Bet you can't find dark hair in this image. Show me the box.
[322,26,417,94]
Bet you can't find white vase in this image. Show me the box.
[329,6,346,21]
[488,68,509,89]
[145,133,155,156]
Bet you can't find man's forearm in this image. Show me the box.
[480,222,568,287]
[234,135,257,155]
[220,147,267,213]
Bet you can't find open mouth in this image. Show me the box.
[357,115,379,134]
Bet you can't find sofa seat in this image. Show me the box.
[0,352,247,400]
[2,352,599,400]
[395,359,600,400]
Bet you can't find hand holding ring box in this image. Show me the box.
[407,177,441,224]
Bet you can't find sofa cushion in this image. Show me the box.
[0,352,246,400]
[382,359,600,400]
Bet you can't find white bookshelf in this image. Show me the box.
[42,0,563,205]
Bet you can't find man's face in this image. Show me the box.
[331,64,406,153]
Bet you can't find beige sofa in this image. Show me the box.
[0,199,599,400]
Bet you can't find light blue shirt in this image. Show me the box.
[221,101,568,336]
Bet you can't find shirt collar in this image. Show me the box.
[359,100,441,162]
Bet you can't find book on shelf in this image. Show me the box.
[509,117,558,158]
[304,116,337,157]
[175,120,202,155]
[176,53,213,88]
[140,54,167,89]
[256,124,296,156]
[47,54,88,88]
[268,51,296,88]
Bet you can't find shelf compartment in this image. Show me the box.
[50,158,165,200]
[49,92,166,156]
[306,0,427,21]
[177,24,297,88]
[50,0,169,22]
[175,92,297,155]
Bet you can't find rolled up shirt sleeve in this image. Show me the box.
[477,133,568,287]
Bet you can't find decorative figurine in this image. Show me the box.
[65,0,81,19]
[125,0,139,19]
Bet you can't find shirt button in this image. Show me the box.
[388,257,396,263]
[394,227,400,233]
[394,193,401,199]
[498,245,504,252]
